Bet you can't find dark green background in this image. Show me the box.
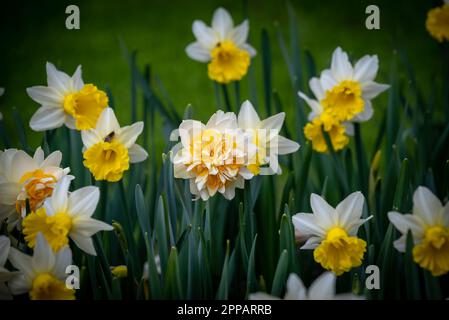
[0,0,444,149]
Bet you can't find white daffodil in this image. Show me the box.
[0,147,70,227]
[249,272,362,300]
[292,192,372,275]
[186,7,256,84]
[388,186,449,276]
[173,110,256,201]
[299,47,389,123]
[8,233,75,300]
[81,107,148,182]
[237,100,300,175]
[22,175,113,255]
[0,236,15,300]
[27,62,109,131]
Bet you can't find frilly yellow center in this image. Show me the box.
[413,225,449,276]
[303,116,349,153]
[30,273,75,300]
[321,80,364,122]
[208,41,250,84]
[16,169,57,214]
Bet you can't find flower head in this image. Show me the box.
[303,116,349,153]
[249,272,362,300]
[0,147,70,227]
[292,192,371,275]
[388,186,449,276]
[8,233,75,300]
[237,100,300,175]
[426,2,449,42]
[27,62,108,131]
[186,7,256,83]
[22,176,113,255]
[81,108,148,182]
[173,110,255,200]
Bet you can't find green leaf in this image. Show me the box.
[246,234,258,297]
[164,247,183,299]
[271,250,288,297]
[404,231,421,299]
[216,240,231,300]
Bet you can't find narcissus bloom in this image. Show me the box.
[292,192,371,275]
[249,272,362,300]
[186,7,256,83]
[388,186,449,276]
[22,176,113,255]
[299,47,389,123]
[0,148,70,227]
[8,233,75,300]
[426,1,449,42]
[237,100,299,175]
[173,110,255,200]
[303,116,350,153]
[27,62,108,131]
[81,108,148,182]
[0,236,15,300]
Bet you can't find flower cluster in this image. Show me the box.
[172,100,299,200]
[299,47,389,153]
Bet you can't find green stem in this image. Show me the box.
[221,83,232,112]
[322,127,349,195]
[354,123,368,196]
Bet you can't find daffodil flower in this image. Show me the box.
[0,236,15,300]
[8,233,75,300]
[388,186,449,276]
[81,108,148,182]
[292,192,372,275]
[186,7,256,84]
[0,147,70,227]
[249,272,362,300]
[27,62,109,131]
[426,0,449,42]
[299,47,389,123]
[237,100,299,175]
[22,175,113,255]
[173,110,256,200]
[303,116,350,153]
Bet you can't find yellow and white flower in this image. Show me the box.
[22,175,113,255]
[299,47,389,123]
[0,147,70,226]
[237,100,300,175]
[292,192,371,275]
[249,272,361,300]
[27,62,108,131]
[388,186,449,276]
[0,236,15,300]
[81,107,148,182]
[173,110,255,200]
[186,7,256,84]
[8,233,75,300]
[426,1,449,42]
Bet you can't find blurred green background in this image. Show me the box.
[0,0,444,151]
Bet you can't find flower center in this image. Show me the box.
[16,169,57,215]
[313,227,366,275]
[426,4,449,42]
[30,273,75,300]
[304,116,349,153]
[321,80,364,122]
[83,140,130,182]
[63,84,108,130]
[207,41,250,84]
[22,207,72,252]
[413,225,449,276]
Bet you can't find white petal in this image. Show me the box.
[33,147,45,164]
[70,232,96,256]
[387,211,424,237]
[330,47,353,81]
[8,248,34,279]
[298,91,323,120]
[352,100,373,122]
[40,150,62,168]
[116,122,144,148]
[129,144,148,163]
[273,136,300,155]
[11,151,37,182]
[186,42,211,62]
[237,100,260,129]
[53,247,72,280]
[46,62,71,93]
[32,233,55,273]
[96,108,120,138]
[192,20,216,49]
[72,217,113,237]
[308,272,336,300]
[0,236,10,266]
[29,106,66,131]
[241,43,257,57]
[300,236,321,249]
[65,115,77,130]
[260,112,285,132]
[248,292,279,300]
[26,86,63,107]
[284,273,307,300]
[413,186,443,226]
[0,183,20,205]
[353,55,378,82]
[292,213,326,238]
[212,7,234,40]
[310,193,337,229]
[68,186,99,218]
[7,274,30,295]
[81,130,102,149]
[361,81,390,100]
[50,176,74,213]
[320,69,338,91]
[71,65,84,91]
[309,77,325,100]
[393,234,407,253]
[336,191,365,228]
[230,20,248,46]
